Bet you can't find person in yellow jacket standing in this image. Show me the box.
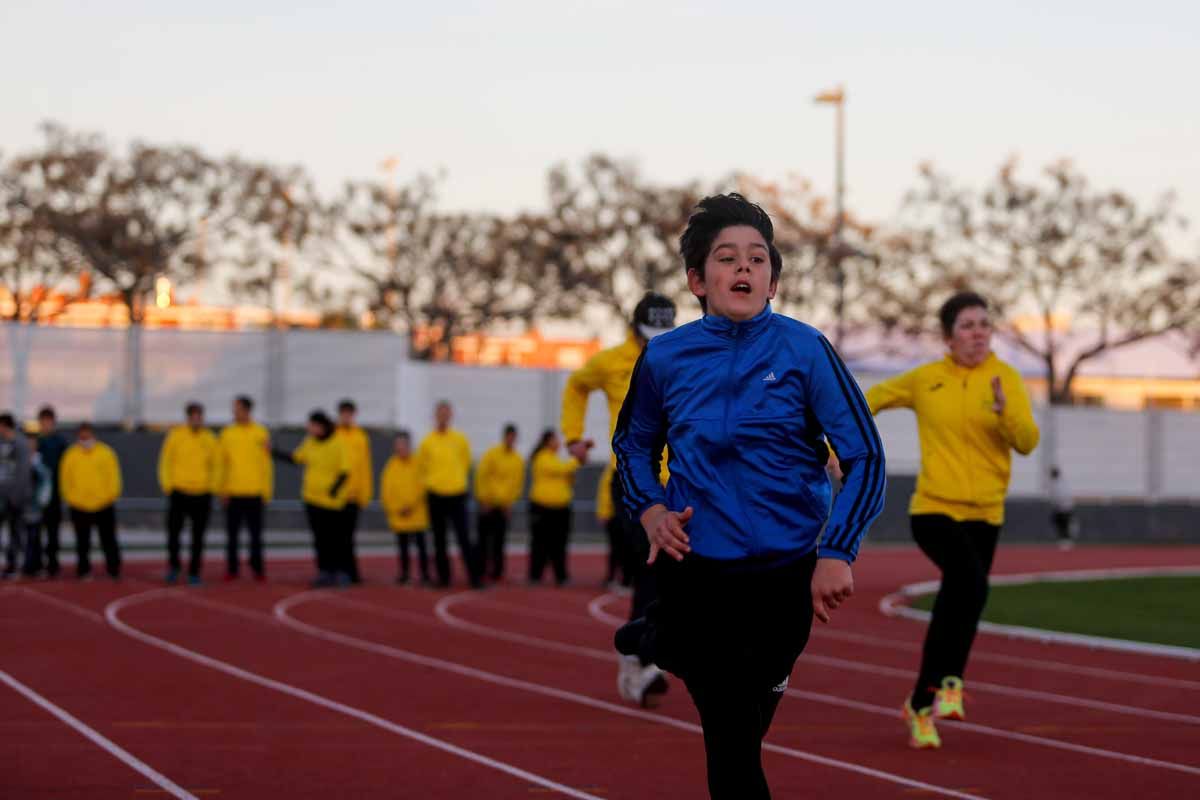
[380,430,430,584]
[59,423,122,580]
[217,395,273,582]
[273,410,351,587]
[561,291,676,706]
[527,429,582,586]
[866,291,1039,750]
[336,399,373,584]
[157,402,219,585]
[474,423,525,581]
[416,401,482,589]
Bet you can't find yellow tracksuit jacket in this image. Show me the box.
[157,426,219,496]
[474,445,525,509]
[217,422,273,501]
[59,442,122,512]
[865,352,1040,524]
[416,428,472,496]
[529,450,579,509]
[380,455,429,533]
[293,436,350,511]
[336,425,374,507]
[560,332,667,521]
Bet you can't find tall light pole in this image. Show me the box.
[815,84,847,348]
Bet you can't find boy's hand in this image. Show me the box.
[640,503,693,564]
[812,558,854,624]
[567,439,594,462]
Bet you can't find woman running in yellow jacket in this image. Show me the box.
[866,291,1039,750]
[527,429,582,586]
[380,430,430,585]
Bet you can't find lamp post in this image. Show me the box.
[815,84,846,348]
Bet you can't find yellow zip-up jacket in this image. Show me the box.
[157,426,219,495]
[217,422,273,501]
[560,332,667,519]
[335,425,374,507]
[529,450,579,509]
[417,428,472,496]
[866,352,1039,525]
[293,436,350,511]
[60,442,122,512]
[380,455,429,533]
[475,445,525,509]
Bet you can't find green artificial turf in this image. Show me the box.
[910,575,1200,650]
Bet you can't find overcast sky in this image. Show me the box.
[3,1,1197,253]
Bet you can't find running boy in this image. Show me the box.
[613,194,886,799]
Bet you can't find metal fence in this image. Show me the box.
[4,322,1199,501]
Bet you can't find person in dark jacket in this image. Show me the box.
[35,406,69,578]
[0,412,32,577]
[613,194,886,800]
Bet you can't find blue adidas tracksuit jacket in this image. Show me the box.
[613,304,886,563]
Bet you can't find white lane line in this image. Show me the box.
[589,592,1200,725]
[279,591,988,800]
[440,592,1200,778]
[15,587,107,624]
[592,587,1200,691]
[1,672,198,799]
[880,568,1200,662]
[586,593,628,627]
[811,628,1200,692]
[104,590,605,800]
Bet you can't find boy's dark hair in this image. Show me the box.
[680,193,782,280]
[0,413,14,430]
[185,401,204,416]
[37,405,56,421]
[679,193,783,312]
[338,399,357,413]
[395,429,411,441]
[235,395,254,412]
[938,291,989,338]
[436,399,452,411]
[77,422,94,435]
[503,423,517,437]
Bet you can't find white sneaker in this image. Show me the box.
[617,655,640,703]
[632,663,669,708]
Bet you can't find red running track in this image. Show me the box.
[2,544,1198,798]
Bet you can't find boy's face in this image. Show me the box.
[338,408,355,427]
[233,401,251,423]
[503,430,517,449]
[38,415,56,434]
[187,409,204,428]
[435,404,452,428]
[687,225,776,322]
[394,437,411,458]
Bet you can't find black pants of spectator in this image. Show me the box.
[341,503,362,583]
[167,491,211,578]
[604,514,630,586]
[304,503,344,579]
[1051,510,1073,541]
[41,500,62,576]
[477,507,509,580]
[1,505,24,574]
[427,493,481,588]
[611,479,657,622]
[225,496,265,577]
[648,550,817,800]
[395,532,430,582]
[910,514,1001,710]
[71,505,121,579]
[528,502,571,585]
[23,501,61,576]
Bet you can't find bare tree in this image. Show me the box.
[5,123,234,425]
[541,154,702,323]
[897,159,1200,403]
[0,172,82,322]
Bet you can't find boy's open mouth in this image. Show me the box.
[731,281,752,294]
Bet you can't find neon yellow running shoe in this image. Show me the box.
[934,676,965,721]
[902,700,942,749]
